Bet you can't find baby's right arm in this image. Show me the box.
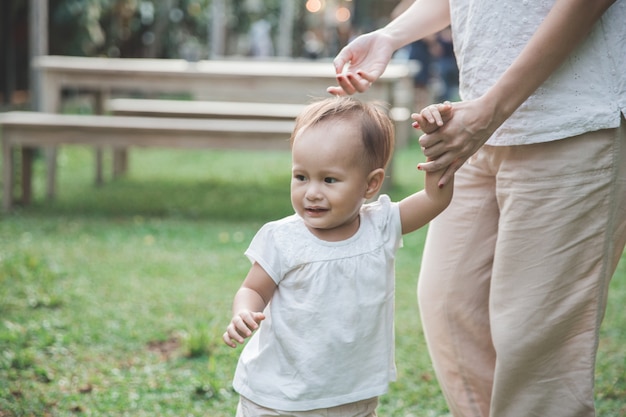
[223,262,277,348]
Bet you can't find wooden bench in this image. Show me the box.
[103,99,307,177]
[107,97,411,143]
[0,111,294,211]
[106,98,411,140]
[106,97,410,178]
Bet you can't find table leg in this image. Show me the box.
[113,148,128,178]
[45,147,57,200]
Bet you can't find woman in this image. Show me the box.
[328,0,626,416]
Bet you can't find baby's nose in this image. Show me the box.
[305,182,323,200]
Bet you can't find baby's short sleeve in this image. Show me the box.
[245,221,285,285]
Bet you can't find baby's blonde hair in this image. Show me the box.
[290,97,395,172]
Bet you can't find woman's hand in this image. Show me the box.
[327,30,396,96]
[414,96,504,186]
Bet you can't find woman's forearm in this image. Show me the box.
[381,0,451,51]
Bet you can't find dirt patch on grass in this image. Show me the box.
[146,336,180,360]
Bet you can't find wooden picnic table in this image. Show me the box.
[34,55,414,111]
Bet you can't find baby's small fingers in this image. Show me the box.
[225,315,251,340]
[425,105,445,126]
[412,113,426,129]
[420,107,437,124]
[439,101,453,114]
[252,312,266,324]
[223,330,241,347]
[433,112,444,126]
[242,312,265,330]
[233,320,253,338]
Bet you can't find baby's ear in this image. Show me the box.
[365,168,386,199]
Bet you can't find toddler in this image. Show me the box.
[224,97,452,416]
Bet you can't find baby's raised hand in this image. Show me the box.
[223,310,266,348]
[412,102,453,134]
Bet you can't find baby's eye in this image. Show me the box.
[324,177,337,184]
[294,174,306,181]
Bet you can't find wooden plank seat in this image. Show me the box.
[107,98,307,120]
[108,97,411,137]
[0,111,294,211]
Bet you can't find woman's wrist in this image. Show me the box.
[373,28,407,54]
[477,87,518,136]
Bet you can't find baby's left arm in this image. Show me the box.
[399,102,455,235]
[398,167,453,235]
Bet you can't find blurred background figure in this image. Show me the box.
[302,29,325,59]
[407,36,437,114]
[248,16,275,58]
[430,26,459,103]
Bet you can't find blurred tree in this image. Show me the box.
[45,0,401,59]
[47,0,289,59]
[2,0,403,67]
[49,0,210,58]
[1,0,29,105]
[352,0,400,32]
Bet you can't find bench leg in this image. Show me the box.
[94,91,107,186]
[2,145,35,210]
[45,147,57,200]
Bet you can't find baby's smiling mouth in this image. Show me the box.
[305,206,329,215]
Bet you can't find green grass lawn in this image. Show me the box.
[1,144,624,416]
